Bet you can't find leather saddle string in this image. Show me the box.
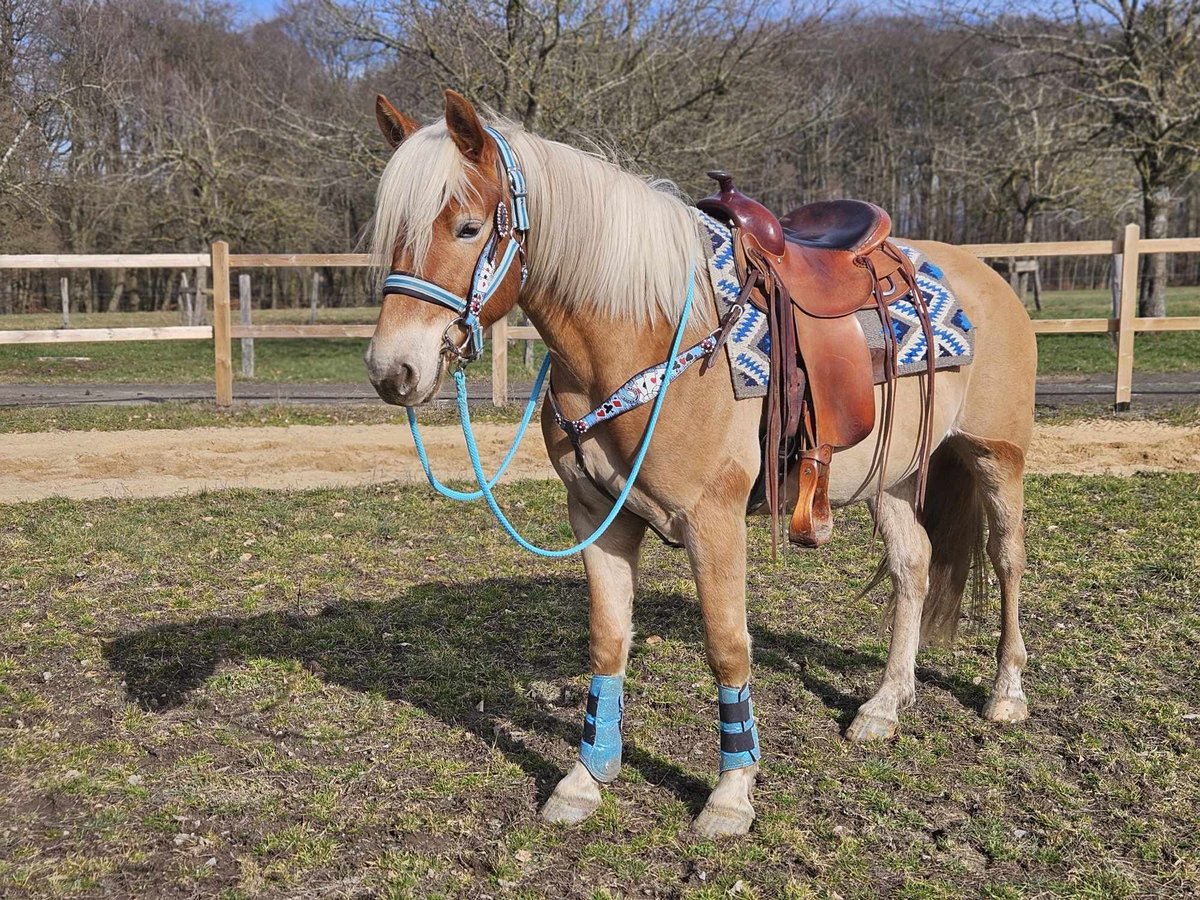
[758,260,783,555]
[765,254,803,556]
[857,254,898,521]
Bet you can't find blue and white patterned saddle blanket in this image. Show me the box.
[697,210,974,400]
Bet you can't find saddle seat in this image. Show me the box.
[698,172,927,549]
[781,199,888,250]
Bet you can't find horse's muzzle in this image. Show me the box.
[369,364,420,406]
[365,343,440,407]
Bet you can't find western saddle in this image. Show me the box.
[698,172,938,548]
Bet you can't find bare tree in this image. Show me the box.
[981,0,1200,315]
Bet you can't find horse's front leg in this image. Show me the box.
[686,502,759,838]
[541,495,646,825]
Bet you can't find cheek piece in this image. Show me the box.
[380,126,529,364]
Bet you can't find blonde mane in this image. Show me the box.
[370,119,708,326]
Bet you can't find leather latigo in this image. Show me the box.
[698,172,936,549]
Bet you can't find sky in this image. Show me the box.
[233,0,281,22]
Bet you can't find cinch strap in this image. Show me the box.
[718,683,761,772]
[580,674,624,783]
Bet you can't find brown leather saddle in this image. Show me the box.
[699,172,937,549]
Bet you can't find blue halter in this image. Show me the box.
[381,126,529,362]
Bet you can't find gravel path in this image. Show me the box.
[1,419,1196,503]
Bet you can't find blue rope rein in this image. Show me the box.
[406,263,696,557]
[406,353,551,502]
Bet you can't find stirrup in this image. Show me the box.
[789,444,833,548]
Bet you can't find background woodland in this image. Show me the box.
[2,0,1198,314]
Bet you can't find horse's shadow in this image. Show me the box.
[103,575,984,811]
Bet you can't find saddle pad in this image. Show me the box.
[697,210,975,401]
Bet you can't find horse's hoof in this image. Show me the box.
[983,696,1028,724]
[845,711,899,742]
[540,762,603,825]
[694,802,754,838]
[540,791,600,825]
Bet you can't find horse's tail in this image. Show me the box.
[918,440,987,644]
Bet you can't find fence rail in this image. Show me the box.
[1,227,1198,409]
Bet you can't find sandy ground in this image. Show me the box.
[0,419,1197,503]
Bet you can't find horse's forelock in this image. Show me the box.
[370,122,481,280]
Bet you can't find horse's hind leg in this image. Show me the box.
[966,437,1030,723]
[541,496,646,826]
[846,477,931,742]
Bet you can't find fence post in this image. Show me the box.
[491,314,508,406]
[212,240,233,406]
[1114,223,1140,411]
[309,271,319,324]
[239,273,255,378]
[60,276,69,328]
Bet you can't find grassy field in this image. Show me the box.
[0,307,545,385]
[1029,286,1200,376]
[1,475,1197,897]
[1,288,1198,384]
[0,401,535,434]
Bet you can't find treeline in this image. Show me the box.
[2,0,1198,314]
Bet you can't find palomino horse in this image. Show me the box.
[365,90,1036,837]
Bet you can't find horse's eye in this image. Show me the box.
[456,221,483,239]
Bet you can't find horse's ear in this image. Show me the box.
[375,95,418,150]
[444,89,487,162]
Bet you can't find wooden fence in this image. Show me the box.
[2,226,1198,409]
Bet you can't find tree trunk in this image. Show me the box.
[108,268,126,312]
[1140,185,1169,317]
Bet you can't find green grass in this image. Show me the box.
[1031,286,1200,376]
[0,308,547,384]
[1,399,1196,435]
[0,401,527,433]
[0,475,1196,896]
[0,338,543,386]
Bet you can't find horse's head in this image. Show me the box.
[365,91,524,406]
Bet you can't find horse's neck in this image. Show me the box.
[520,261,705,406]
[514,140,707,398]
[520,292,676,402]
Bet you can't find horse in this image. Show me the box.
[364,90,1036,838]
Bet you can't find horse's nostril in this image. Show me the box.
[397,364,417,393]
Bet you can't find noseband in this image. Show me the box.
[380,127,529,364]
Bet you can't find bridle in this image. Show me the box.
[380,126,529,365]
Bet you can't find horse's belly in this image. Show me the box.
[823,367,970,506]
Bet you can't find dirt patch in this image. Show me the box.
[1025,419,1200,475]
[0,419,1196,502]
